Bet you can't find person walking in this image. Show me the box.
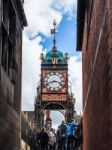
[57,120,67,150]
[36,129,41,150]
[66,119,78,150]
[75,120,82,149]
[48,128,56,150]
[39,127,49,150]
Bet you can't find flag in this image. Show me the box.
[51,29,55,34]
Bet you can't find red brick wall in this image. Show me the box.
[82,0,112,149]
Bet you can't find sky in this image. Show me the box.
[22,0,82,128]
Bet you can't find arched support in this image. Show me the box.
[35,99,75,128]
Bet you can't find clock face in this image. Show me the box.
[43,72,65,91]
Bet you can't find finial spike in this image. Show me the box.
[51,19,57,49]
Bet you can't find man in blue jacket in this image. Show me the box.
[67,119,78,150]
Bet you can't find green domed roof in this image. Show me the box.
[41,46,68,65]
[45,46,64,60]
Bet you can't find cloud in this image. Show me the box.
[68,55,82,114]
[24,0,77,37]
[24,0,62,37]
[22,34,42,110]
[52,0,77,19]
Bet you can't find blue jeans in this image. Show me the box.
[60,136,66,150]
[67,135,74,150]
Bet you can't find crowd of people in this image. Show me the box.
[56,119,82,150]
[30,119,82,150]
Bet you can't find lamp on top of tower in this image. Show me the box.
[64,53,69,60]
[40,53,44,60]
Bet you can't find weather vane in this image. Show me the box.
[51,19,57,47]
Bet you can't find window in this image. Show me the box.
[1,0,16,78]
[3,0,9,31]
[2,25,8,72]
[9,0,16,44]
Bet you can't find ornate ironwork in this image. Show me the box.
[35,20,75,128]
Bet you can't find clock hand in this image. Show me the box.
[48,81,64,87]
[47,80,58,84]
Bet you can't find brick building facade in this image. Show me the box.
[0,0,27,149]
[77,0,112,150]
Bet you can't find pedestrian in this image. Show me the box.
[67,119,78,150]
[75,120,82,148]
[53,128,57,149]
[39,127,49,150]
[48,128,56,150]
[36,129,41,150]
[29,132,35,150]
[56,126,61,149]
[57,120,67,150]
[53,128,56,136]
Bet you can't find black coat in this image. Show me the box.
[39,131,49,145]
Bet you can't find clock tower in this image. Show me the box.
[35,20,75,128]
